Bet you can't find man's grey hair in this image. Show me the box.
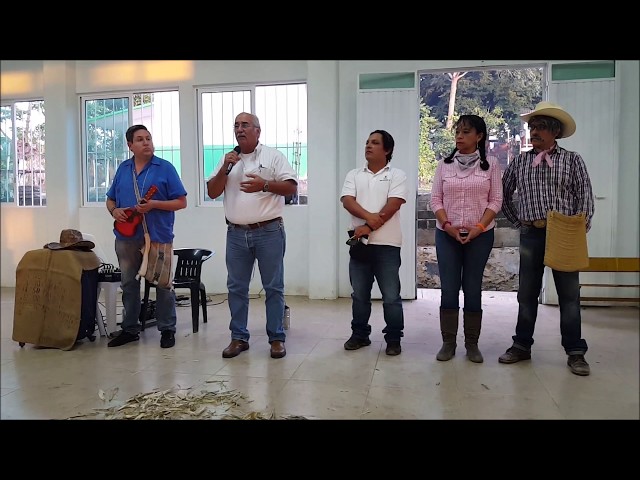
[249,113,261,128]
[236,112,261,128]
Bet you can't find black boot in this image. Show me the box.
[464,310,483,363]
[436,308,459,361]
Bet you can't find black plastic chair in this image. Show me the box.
[141,248,214,333]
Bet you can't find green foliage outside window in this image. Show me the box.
[418,67,543,191]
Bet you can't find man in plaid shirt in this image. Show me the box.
[499,102,595,376]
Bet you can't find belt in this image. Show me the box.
[521,219,547,228]
[226,216,282,230]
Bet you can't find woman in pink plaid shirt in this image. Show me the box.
[430,115,503,363]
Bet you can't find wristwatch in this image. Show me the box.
[262,180,270,192]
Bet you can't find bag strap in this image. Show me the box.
[132,168,150,237]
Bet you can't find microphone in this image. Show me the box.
[225,146,242,175]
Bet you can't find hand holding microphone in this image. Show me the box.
[225,146,242,175]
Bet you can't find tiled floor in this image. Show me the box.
[1,287,638,420]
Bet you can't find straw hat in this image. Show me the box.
[44,229,95,250]
[520,101,576,138]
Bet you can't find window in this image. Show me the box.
[198,82,307,204]
[0,100,46,206]
[81,90,180,205]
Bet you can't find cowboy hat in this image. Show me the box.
[44,229,95,250]
[520,101,576,138]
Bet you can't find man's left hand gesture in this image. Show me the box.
[241,173,267,193]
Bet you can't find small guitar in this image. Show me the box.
[114,185,158,237]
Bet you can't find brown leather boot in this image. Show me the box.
[436,308,459,361]
[463,310,483,363]
[222,339,249,358]
[270,340,286,359]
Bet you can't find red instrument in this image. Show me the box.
[114,185,158,237]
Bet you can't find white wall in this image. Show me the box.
[2,60,638,299]
[616,60,640,256]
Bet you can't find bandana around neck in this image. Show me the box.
[454,150,480,171]
[532,145,556,168]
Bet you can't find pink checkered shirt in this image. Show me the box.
[430,157,503,230]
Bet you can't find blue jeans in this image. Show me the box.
[512,226,588,355]
[435,228,494,312]
[115,238,177,334]
[349,245,404,343]
[226,219,286,343]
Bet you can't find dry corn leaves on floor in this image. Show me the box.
[68,381,308,420]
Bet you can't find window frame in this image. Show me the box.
[79,88,181,206]
[196,81,307,206]
[0,98,46,207]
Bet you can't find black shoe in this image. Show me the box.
[160,331,176,349]
[107,331,139,348]
[498,346,531,364]
[567,354,590,376]
[344,336,371,350]
[385,341,401,356]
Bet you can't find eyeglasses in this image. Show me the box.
[528,123,548,131]
[233,122,256,130]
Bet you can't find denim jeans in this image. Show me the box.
[435,228,494,312]
[349,244,404,343]
[512,226,588,355]
[115,238,177,334]
[226,219,286,343]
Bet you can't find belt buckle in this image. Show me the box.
[533,219,546,228]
